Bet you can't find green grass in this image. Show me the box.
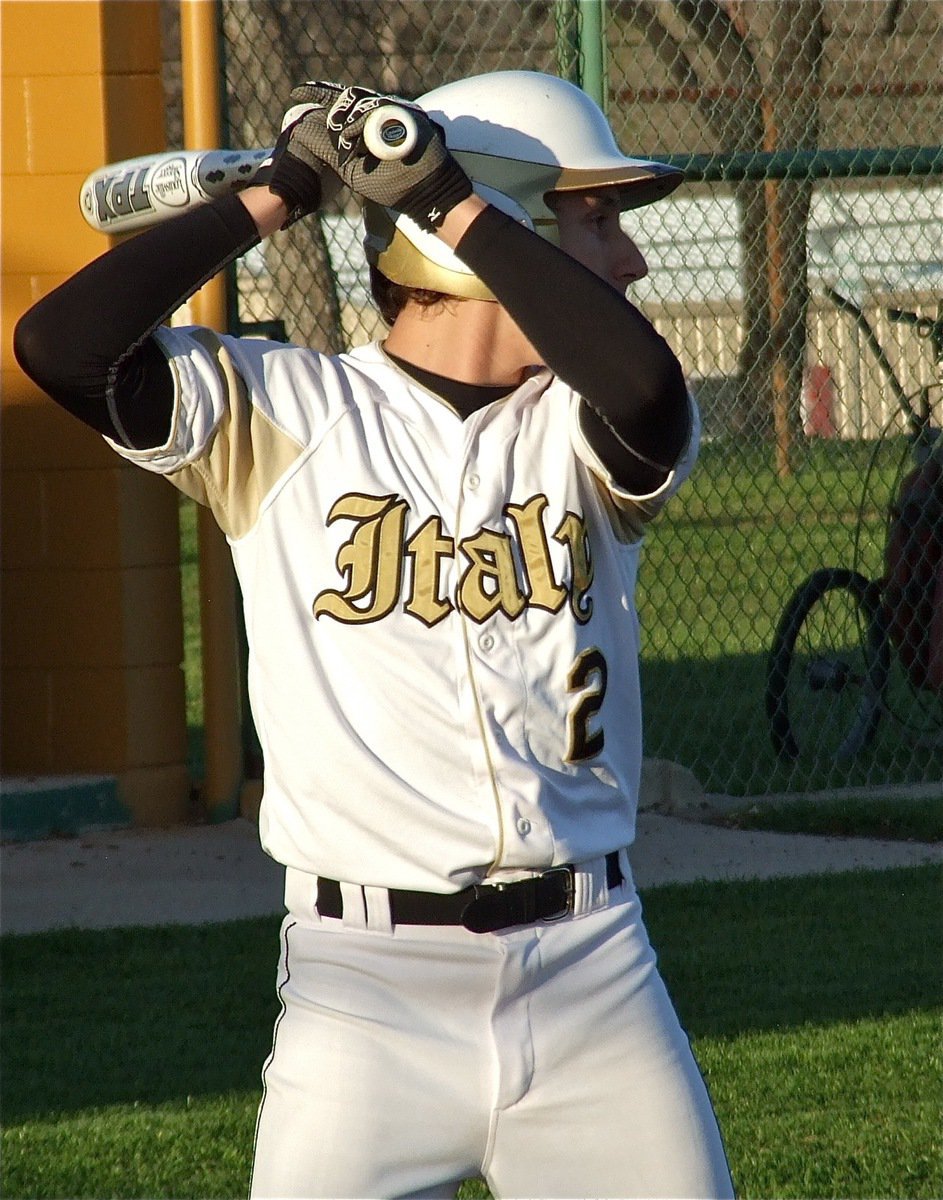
[2,866,940,1199]
[696,1013,940,1200]
[714,794,943,841]
[637,436,943,795]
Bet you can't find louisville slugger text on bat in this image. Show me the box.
[80,148,273,234]
[79,105,418,234]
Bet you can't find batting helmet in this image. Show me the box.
[363,70,684,301]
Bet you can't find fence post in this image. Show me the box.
[554,0,608,112]
[578,0,608,113]
[180,0,244,822]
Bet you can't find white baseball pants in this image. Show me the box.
[250,854,734,1199]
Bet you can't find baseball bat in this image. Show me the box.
[79,147,271,234]
[79,105,418,235]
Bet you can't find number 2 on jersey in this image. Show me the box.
[565,647,608,762]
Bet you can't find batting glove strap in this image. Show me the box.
[394,155,474,232]
[265,152,323,227]
[253,125,323,228]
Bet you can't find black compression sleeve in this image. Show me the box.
[455,206,690,490]
[13,193,261,449]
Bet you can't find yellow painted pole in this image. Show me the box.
[180,0,244,819]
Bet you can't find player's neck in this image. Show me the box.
[383,295,542,388]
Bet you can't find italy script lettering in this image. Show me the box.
[313,491,594,626]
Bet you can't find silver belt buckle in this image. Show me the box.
[540,865,575,922]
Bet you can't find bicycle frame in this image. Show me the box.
[827,288,942,696]
[765,290,943,760]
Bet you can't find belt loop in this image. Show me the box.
[340,881,368,930]
[363,885,394,933]
[286,867,320,922]
[570,856,608,917]
[618,847,633,893]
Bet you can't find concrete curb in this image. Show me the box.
[639,758,943,820]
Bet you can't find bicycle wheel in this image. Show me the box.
[766,568,889,760]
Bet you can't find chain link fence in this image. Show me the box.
[193,0,942,800]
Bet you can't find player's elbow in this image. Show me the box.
[14,296,93,405]
[661,357,692,459]
[632,351,690,466]
[13,301,76,402]
[13,307,48,389]
[14,301,116,438]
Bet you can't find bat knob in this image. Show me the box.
[362,105,418,161]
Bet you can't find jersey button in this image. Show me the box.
[479,633,495,652]
[517,818,532,836]
[467,472,480,490]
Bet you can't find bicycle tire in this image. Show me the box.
[766,568,889,761]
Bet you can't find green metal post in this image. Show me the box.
[578,0,607,113]
[555,0,608,111]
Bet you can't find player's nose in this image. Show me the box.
[615,233,648,287]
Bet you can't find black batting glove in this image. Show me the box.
[252,106,325,228]
[282,82,473,232]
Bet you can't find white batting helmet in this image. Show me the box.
[363,70,684,301]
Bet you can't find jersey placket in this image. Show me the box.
[453,411,555,876]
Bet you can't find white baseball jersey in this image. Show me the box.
[111,330,698,892]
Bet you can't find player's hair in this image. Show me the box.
[369,265,451,326]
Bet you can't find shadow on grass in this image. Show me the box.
[642,865,943,1042]
[2,866,940,1124]
[639,651,943,796]
[1,917,282,1124]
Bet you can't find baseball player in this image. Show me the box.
[15,71,734,1199]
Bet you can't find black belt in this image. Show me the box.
[315,852,623,934]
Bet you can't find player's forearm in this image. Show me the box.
[14,193,261,447]
[435,193,490,246]
[452,206,690,483]
[238,185,291,238]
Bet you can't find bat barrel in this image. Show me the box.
[79,148,272,234]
